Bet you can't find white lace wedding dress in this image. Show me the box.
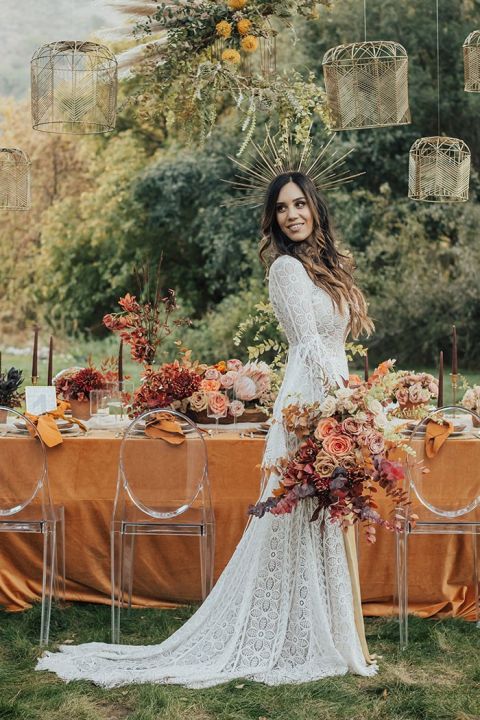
[36,254,377,687]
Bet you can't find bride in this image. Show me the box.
[37,166,377,688]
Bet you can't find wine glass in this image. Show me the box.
[206,391,228,436]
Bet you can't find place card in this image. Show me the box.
[25,386,57,415]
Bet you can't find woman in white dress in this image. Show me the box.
[37,170,377,687]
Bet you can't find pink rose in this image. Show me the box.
[396,388,409,405]
[207,391,229,416]
[408,383,423,403]
[204,368,221,381]
[201,378,221,392]
[220,370,237,389]
[227,359,243,371]
[234,375,257,401]
[364,430,385,455]
[314,418,339,440]
[341,417,363,436]
[229,399,245,418]
[323,433,353,457]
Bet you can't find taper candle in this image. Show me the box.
[32,326,39,381]
[118,339,124,386]
[364,350,369,382]
[0,350,2,375]
[452,325,458,375]
[47,336,54,386]
[437,351,443,408]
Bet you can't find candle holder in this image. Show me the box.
[450,373,458,415]
[31,376,39,386]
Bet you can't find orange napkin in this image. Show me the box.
[145,414,185,445]
[25,400,87,448]
[425,418,454,458]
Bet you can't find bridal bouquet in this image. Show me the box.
[249,377,410,542]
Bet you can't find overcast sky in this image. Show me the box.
[1,0,121,97]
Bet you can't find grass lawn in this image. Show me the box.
[0,604,479,720]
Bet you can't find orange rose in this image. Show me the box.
[201,378,221,392]
[323,433,354,457]
[314,417,339,440]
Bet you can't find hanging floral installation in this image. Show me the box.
[112,0,332,149]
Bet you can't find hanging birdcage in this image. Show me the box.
[408,137,471,203]
[31,41,117,134]
[0,149,31,211]
[322,41,410,131]
[463,30,480,92]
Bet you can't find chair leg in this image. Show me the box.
[111,528,124,644]
[40,523,56,646]
[124,532,136,610]
[54,507,66,604]
[200,523,215,601]
[473,529,480,629]
[396,522,409,650]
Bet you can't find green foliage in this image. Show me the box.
[38,131,149,334]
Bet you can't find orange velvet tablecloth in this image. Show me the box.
[0,432,478,620]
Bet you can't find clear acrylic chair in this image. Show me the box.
[111,408,215,643]
[396,405,480,649]
[0,406,65,645]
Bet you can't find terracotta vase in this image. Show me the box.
[0,408,8,423]
[69,399,91,421]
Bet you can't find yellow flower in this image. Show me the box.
[228,0,247,9]
[237,18,252,35]
[222,48,241,65]
[216,20,232,38]
[240,34,258,53]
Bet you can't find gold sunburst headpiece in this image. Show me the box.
[224,132,364,208]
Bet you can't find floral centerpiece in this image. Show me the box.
[0,367,24,421]
[249,375,411,543]
[186,358,273,424]
[55,362,118,420]
[461,386,480,426]
[131,361,202,417]
[390,371,438,419]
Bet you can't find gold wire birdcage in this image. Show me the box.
[463,30,480,92]
[31,41,117,134]
[408,136,471,203]
[322,40,410,131]
[0,149,31,211]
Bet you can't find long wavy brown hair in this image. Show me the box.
[259,172,374,338]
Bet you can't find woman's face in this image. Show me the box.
[275,181,314,243]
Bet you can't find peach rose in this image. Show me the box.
[204,368,221,381]
[207,391,229,416]
[234,375,257,401]
[395,388,409,405]
[314,451,337,477]
[408,383,423,403]
[201,378,221,392]
[323,433,354,457]
[314,417,339,440]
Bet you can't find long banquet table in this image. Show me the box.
[0,430,479,621]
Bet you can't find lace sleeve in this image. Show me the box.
[268,255,337,400]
